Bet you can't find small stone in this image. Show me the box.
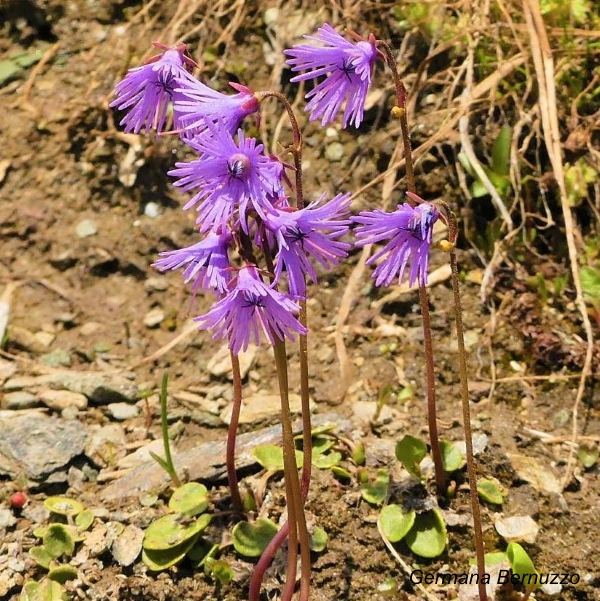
[220,392,307,425]
[0,508,17,529]
[111,524,144,566]
[76,219,98,238]
[1,391,39,410]
[325,141,344,161]
[40,349,72,368]
[541,582,562,595]
[86,423,127,467]
[80,322,102,336]
[144,202,160,218]
[35,331,55,347]
[8,325,48,353]
[144,277,169,292]
[106,402,139,421]
[0,358,17,382]
[494,515,539,544]
[263,7,279,26]
[39,390,88,411]
[117,438,168,470]
[143,307,165,328]
[207,344,256,379]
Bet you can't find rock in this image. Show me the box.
[144,277,169,292]
[106,402,139,421]
[458,560,510,601]
[75,219,98,238]
[0,508,16,530]
[111,524,144,566]
[85,424,127,468]
[0,359,16,383]
[143,307,164,328]
[456,433,489,457]
[0,414,87,479]
[507,453,561,494]
[325,141,344,161]
[117,438,167,470]
[351,400,399,425]
[143,202,160,218]
[220,392,308,425]
[1,391,39,410]
[40,349,72,368]
[39,389,88,411]
[207,344,256,379]
[494,515,539,543]
[8,325,48,353]
[80,322,102,336]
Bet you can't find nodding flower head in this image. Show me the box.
[284,24,379,128]
[353,195,440,288]
[110,45,195,134]
[194,265,307,355]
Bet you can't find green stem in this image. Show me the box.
[159,374,181,488]
[226,351,243,514]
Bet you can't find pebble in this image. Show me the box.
[80,321,103,336]
[106,402,139,421]
[39,389,88,411]
[144,277,169,292]
[220,392,307,425]
[0,358,16,382]
[1,391,38,410]
[8,325,48,353]
[76,219,98,238]
[325,141,344,162]
[85,423,127,467]
[111,524,144,566]
[207,344,256,379]
[0,414,87,480]
[143,307,165,328]
[40,349,72,368]
[0,508,17,529]
[494,515,539,544]
[143,202,160,218]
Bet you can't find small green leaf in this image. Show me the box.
[232,518,278,557]
[477,478,504,504]
[19,579,66,601]
[507,542,537,581]
[75,509,95,531]
[330,466,352,481]
[43,524,75,558]
[352,441,366,466]
[142,541,195,571]
[405,509,447,558]
[0,60,23,86]
[379,504,416,543]
[29,545,54,569]
[581,266,600,303]
[312,436,335,456]
[252,444,303,471]
[440,440,463,472]
[491,125,511,177]
[44,497,84,517]
[309,526,328,552]
[312,451,342,469]
[578,443,598,469]
[471,551,508,567]
[169,482,209,516]
[143,513,211,551]
[395,435,427,479]
[205,557,234,584]
[377,578,399,594]
[48,564,78,584]
[360,469,390,505]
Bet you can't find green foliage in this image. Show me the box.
[541,0,592,26]
[360,469,390,505]
[43,524,75,558]
[309,526,329,552]
[379,505,416,543]
[507,542,538,582]
[19,579,68,601]
[395,435,428,479]
[43,497,84,518]
[477,478,504,505]
[403,509,447,558]
[565,159,597,207]
[439,441,464,472]
[578,443,599,469]
[231,518,278,557]
[168,482,209,517]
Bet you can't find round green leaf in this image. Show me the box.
[75,509,95,531]
[395,435,427,479]
[377,578,399,594]
[252,444,303,471]
[44,497,84,517]
[405,509,447,558]
[232,518,278,557]
[477,478,504,504]
[168,482,209,516]
[143,513,211,551]
[578,443,598,469]
[29,545,54,569]
[507,542,537,580]
[440,440,463,472]
[330,466,352,481]
[379,504,416,543]
[360,469,390,505]
[309,526,328,552]
[205,557,233,584]
[142,542,193,571]
[43,524,75,558]
[20,579,66,601]
[48,564,78,584]
[312,451,342,469]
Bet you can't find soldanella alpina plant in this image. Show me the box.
[111,25,487,601]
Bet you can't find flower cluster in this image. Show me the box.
[111,27,439,353]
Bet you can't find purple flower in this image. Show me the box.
[152,229,232,294]
[168,121,285,233]
[195,265,307,354]
[263,193,352,296]
[174,80,260,138]
[284,24,378,128]
[353,198,439,287]
[110,45,194,134]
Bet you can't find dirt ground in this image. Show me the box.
[0,1,599,600]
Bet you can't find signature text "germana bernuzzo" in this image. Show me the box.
[409,570,580,586]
